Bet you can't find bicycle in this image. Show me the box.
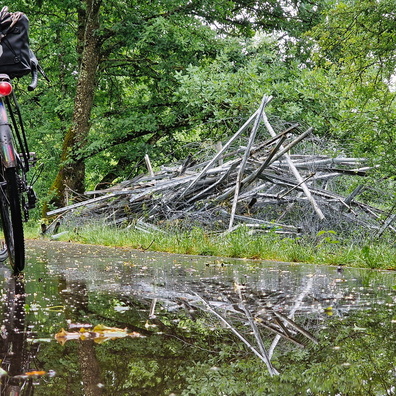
[0,69,38,274]
[0,7,44,274]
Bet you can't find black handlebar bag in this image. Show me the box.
[0,7,31,78]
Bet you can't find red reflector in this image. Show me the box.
[0,81,12,97]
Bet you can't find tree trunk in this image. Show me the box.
[49,0,102,208]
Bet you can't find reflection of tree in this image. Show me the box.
[124,267,395,391]
[58,277,103,396]
[288,304,396,395]
[185,275,317,376]
[78,340,103,396]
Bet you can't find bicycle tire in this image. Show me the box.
[0,167,25,273]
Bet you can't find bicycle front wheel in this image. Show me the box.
[0,167,25,273]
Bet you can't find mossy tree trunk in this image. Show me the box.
[50,0,102,208]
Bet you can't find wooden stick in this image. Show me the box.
[344,185,364,206]
[215,127,312,205]
[268,127,314,165]
[249,123,300,155]
[229,95,271,230]
[46,193,117,216]
[278,173,316,199]
[376,213,396,237]
[144,154,154,177]
[215,141,224,165]
[187,162,239,204]
[239,134,288,189]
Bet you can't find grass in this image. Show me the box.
[25,223,396,270]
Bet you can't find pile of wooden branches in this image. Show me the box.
[47,95,395,240]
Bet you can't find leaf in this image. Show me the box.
[25,371,47,377]
[54,325,145,345]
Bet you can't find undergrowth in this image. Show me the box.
[25,223,396,270]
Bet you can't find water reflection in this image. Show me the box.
[58,277,104,396]
[0,274,42,395]
[0,241,394,395]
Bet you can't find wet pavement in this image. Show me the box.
[0,240,394,395]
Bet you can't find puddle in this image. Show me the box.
[0,240,394,395]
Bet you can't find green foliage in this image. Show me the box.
[305,0,396,177]
[4,0,396,222]
[5,1,334,202]
[316,230,339,246]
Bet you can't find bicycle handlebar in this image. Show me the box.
[28,64,38,92]
[27,50,38,91]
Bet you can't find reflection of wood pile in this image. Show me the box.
[136,274,319,377]
[190,278,317,377]
[47,95,395,238]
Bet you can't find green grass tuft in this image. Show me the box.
[25,222,396,270]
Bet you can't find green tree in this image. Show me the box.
[50,0,101,206]
[15,0,326,208]
[306,0,396,178]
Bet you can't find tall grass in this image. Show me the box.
[25,223,396,270]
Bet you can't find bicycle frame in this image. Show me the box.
[0,75,36,190]
[0,99,17,168]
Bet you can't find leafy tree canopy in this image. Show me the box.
[4,0,396,207]
[305,0,396,177]
[9,0,327,199]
